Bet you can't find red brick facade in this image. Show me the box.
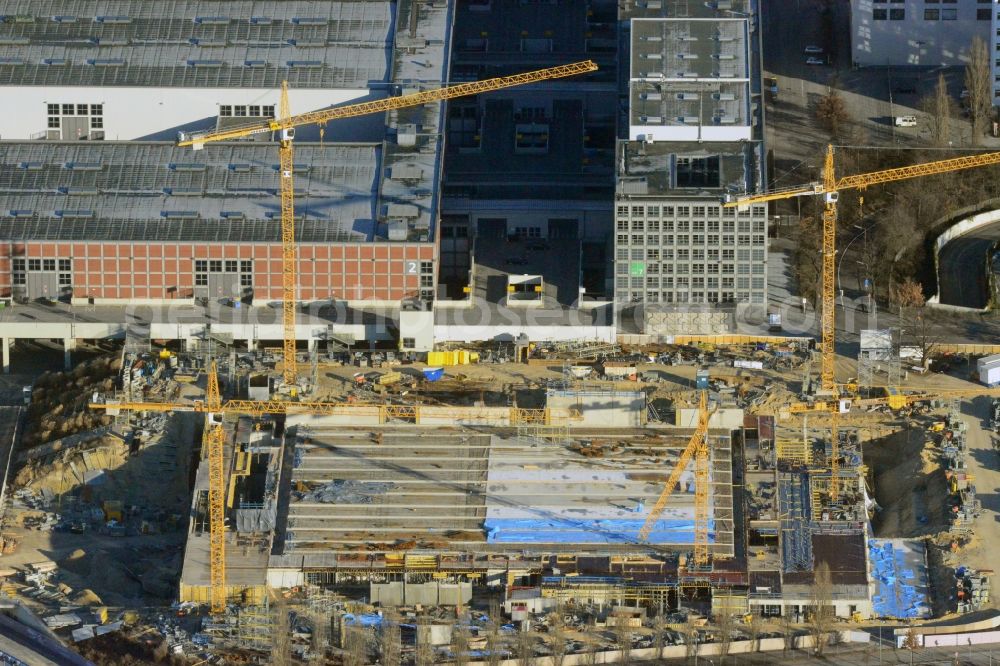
[0,241,435,302]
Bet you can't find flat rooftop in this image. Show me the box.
[449,0,617,78]
[0,0,393,88]
[443,96,616,201]
[271,426,734,557]
[617,140,758,197]
[620,0,752,21]
[630,19,748,82]
[0,141,380,242]
[472,236,582,307]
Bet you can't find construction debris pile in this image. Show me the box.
[932,413,981,533]
[293,480,398,505]
[954,565,992,614]
[21,355,120,449]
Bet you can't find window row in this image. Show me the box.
[616,204,766,217]
[872,8,905,19]
[618,291,764,304]
[617,233,767,246]
[616,263,765,275]
[47,116,102,129]
[615,220,765,232]
[616,248,766,262]
[195,259,254,273]
[47,103,103,117]
[219,105,276,118]
[13,258,72,272]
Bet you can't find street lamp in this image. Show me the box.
[837,223,872,311]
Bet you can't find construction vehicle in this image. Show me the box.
[176,60,598,390]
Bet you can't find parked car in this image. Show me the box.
[805,57,825,66]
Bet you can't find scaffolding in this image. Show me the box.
[203,596,273,652]
[858,329,900,390]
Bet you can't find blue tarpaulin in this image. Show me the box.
[869,539,930,620]
[484,518,714,544]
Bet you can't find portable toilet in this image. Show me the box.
[695,370,710,390]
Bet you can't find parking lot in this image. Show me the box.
[761,0,1000,181]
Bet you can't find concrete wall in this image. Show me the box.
[629,124,752,143]
[676,408,745,429]
[546,390,646,428]
[435,324,615,344]
[1,86,364,140]
[851,0,989,67]
[370,581,472,607]
[643,308,734,336]
[399,309,435,352]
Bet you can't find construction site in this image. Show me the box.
[0,322,996,663]
[4,0,1000,663]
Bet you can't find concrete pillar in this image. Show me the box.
[63,338,77,370]
[307,337,317,352]
[1,338,9,374]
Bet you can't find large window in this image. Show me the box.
[47,103,103,135]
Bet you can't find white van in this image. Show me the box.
[894,115,917,127]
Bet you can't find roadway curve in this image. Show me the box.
[937,224,1000,309]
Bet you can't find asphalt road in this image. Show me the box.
[938,227,1000,309]
[956,396,1000,580]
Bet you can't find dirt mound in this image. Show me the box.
[58,548,93,577]
[72,588,103,606]
[22,354,119,449]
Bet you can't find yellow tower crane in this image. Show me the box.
[725,144,1000,392]
[177,60,599,387]
[726,144,1000,499]
[203,362,226,614]
[639,390,713,568]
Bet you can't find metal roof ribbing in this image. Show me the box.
[0,0,392,88]
[0,141,378,241]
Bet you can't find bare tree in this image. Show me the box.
[516,623,535,666]
[920,73,952,147]
[683,615,700,661]
[379,607,402,666]
[307,609,328,666]
[343,626,369,666]
[892,278,942,369]
[965,36,993,146]
[716,610,736,663]
[902,624,920,652]
[809,561,835,656]
[452,613,470,666]
[415,613,434,666]
[583,617,599,665]
[815,88,850,138]
[781,611,796,656]
[652,612,668,659]
[547,607,567,666]
[794,215,823,308]
[747,611,762,653]
[485,602,504,666]
[270,589,292,666]
[613,613,633,666]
